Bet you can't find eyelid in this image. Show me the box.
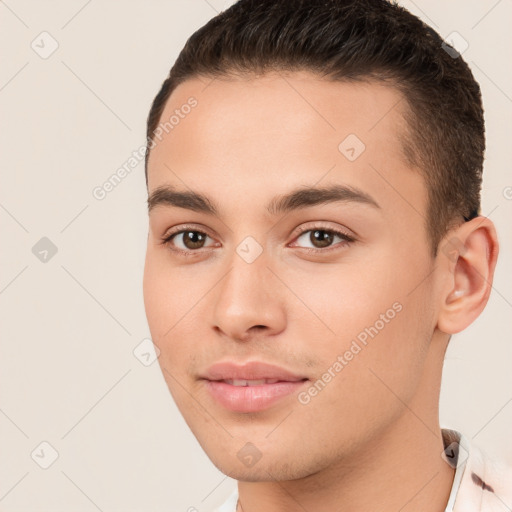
[161,223,214,240]
[291,221,356,240]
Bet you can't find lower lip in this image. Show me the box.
[204,379,308,412]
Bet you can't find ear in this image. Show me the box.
[436,216,499,334]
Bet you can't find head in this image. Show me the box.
[142,0,498,482]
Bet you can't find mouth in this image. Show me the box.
[200,360,309,413]
[201,360,308,382]
[217,378,305,386]
[203,379,309,413]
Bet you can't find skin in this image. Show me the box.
[143,71,499,512]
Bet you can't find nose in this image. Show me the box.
[212,247,286,342]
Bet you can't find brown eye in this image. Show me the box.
[180,231,208,249]
[309,230,335,248]
[162,229,215,253]
[293,227,355,252]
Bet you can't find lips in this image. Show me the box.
[201,360,307,382]
[200,361,309,412]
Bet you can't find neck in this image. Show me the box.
[236,334,455,512]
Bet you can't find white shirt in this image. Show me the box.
[210,428,512,512]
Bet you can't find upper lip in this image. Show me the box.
[201,361,308,382]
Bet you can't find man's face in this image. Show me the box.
[143,72,441,480]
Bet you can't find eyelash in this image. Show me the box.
[159,223,356,257]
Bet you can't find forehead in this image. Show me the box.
[146,71,426,224]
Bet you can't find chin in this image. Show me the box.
[201,443,319,482]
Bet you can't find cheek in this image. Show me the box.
[143,250,188,373]
[277,256,400,352]
[143,248,202,338]
[284,254,433,403]
[143,248,215,387]
[142,256,194,410]
[291,300,431,456]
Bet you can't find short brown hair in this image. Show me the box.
[145,0,484,256]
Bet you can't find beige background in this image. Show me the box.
[0,0,511,510]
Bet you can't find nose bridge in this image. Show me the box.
[212,239,285,338]
[219,241,272,309]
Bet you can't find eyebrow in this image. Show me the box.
[147,183,380,216]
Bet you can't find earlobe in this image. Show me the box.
[436,217,499,335]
